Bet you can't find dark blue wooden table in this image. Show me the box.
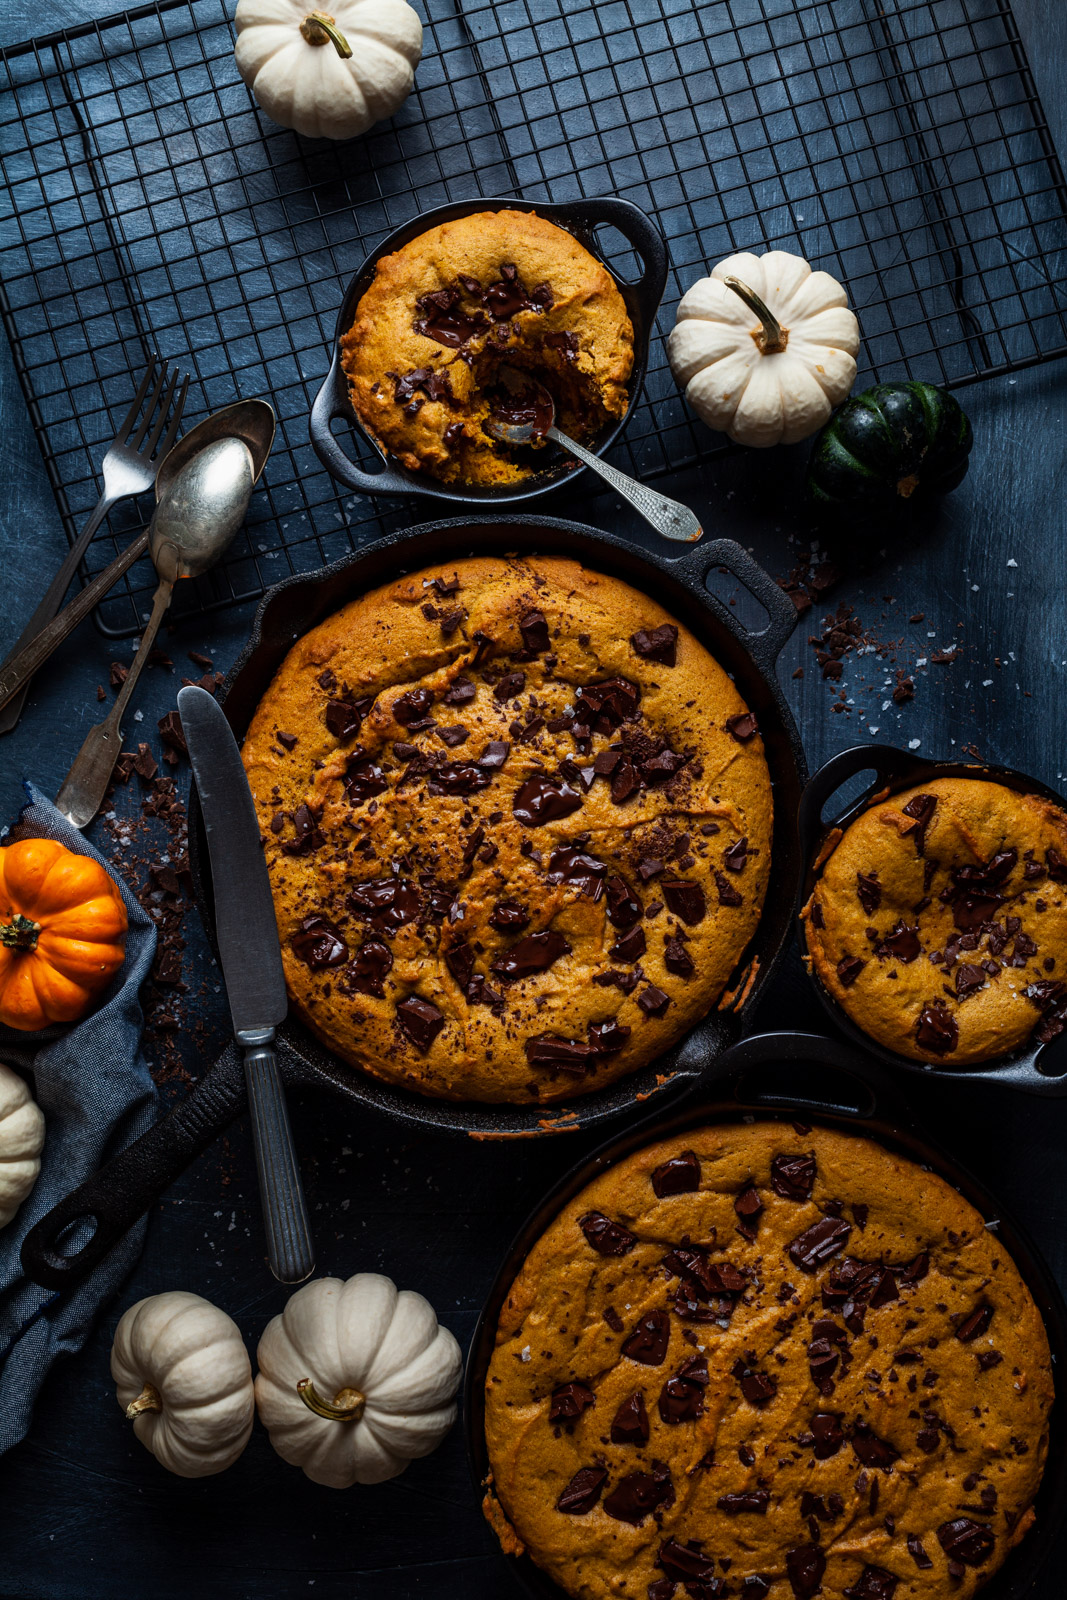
[0,2,1065,1595]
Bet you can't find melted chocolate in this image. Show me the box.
[291,915,348,970]
[491,929,570,981]
[512,774,583,826]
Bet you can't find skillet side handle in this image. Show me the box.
[797,744,921,867]
[20,1045,247,1292]
[679,537,799,676]
[702,1030,910,1122]
[309,354,399,497]
[561,196,669,324]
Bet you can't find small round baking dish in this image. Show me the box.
[464,1030,1067,1600]
[308,193,668,503]
[797,744,1067,1097]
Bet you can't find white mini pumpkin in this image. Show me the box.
[0,1061,43,1229]
[668,250,861,448]
[255,1273,462,1487]
[235,0,423,141]
[111,1292,255,1477]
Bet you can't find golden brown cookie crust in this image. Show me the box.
[241,557,772,1103]
[483,1121,1053,1600]
[803,777,1067,1064]
[340,209,633,485]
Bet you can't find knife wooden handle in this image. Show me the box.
[243,1040,315,1285]
[21,1044,247,1291]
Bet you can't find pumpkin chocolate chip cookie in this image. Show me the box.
[341,209,633,486]
[241,556,772,1104]
[483,1121,1053,1600]
[802,777,1067,1064]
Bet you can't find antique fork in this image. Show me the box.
[0,355,189,733]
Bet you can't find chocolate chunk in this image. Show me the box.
[875,920,922,963]
[725,712,758,743]
[343,757,388,805]
[426,761,494,797]
[444,942,475,989]
[724,837,749,873]
[556,1465,607,1515]
[438,724,468,748]
[622,1310,671,1365]
[732,1361,776,1406]
[715,872,743,908]
[491,929,570,981]
[652,1150,700,1198]
[734,1185,764,1240]
[977,1350,1003,1371]
[811,1412,845,1458]
[157,709,188,760]
[610,1391,650,1445]
[349,937,392,997]
[906,1535,932,1569]
[843,1566,899,1600]
[916,1002,958,1055]
[664,936,695,979]
[954,962,986,998]
[657,1355,709,1424]
[605,875,642,929]
[478,739,510,769]
[742,1581,771,1600]
[489,900,529,932]
[851,1422,899,1470]
[602,1464,673,1525]
[739,1443,756,1466]
[955,1304,993,1342]
[325,695,374,741]
[771,1152,816,1201]
[603,1306,624,1333]
[519,609,551,655]
[547,845,608,898]
[494,671,526,702]
[1047,847,1067,882]
[443,677,476,705]
[526,1035,594,1073]
[549,1380,595,1423]
[808,1336,840,1390]
[610,757,641,805]
[291,915,348,970]
[513,774,583,827]
[611,925,646,963]
[349,877,421,933]
[657,1538,715,1583]
[937,1518,995,1566]
[900,1250,929,1284]
[395,995,445,1052]
[282,803,327,856]
[637,855,663,880]
[575,676,641,728]
[785,1544,825,1599]
[662,880,706,925]
[588,1019,631,1055]
[630,624,678,666]
[916,1428,939,1453]
[718,1489,770,1514]
[789,1216,851,1272]
[466,973,505,1011]
[901,793,937,851]
[580,1211,636,1256]
[593,749,622,777]
[392,688,434,725]
[275,730,298,750]
[856,872,881,914]
[640,748,690,786]
[837,955,865,986]
[638,985,671,1017]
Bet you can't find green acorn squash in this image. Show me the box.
[806,380,973,510]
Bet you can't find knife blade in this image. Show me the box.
[178,684,313,1284]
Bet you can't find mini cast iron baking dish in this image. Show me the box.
[309,194,668,503]
[797,744,1067,1096]
[464,1029,1067,1600]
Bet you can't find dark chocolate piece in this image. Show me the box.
[556,1465,607,1515]
[395,995,445,1052]
[622,1310,671,1365]
[610,1391,650,1445]
[512,774,583,827]
[549,1380,595,1423]
[290,915,348,970]
[661,880,706,925]
[579,1211,636,1256]
[630,624,678,666]
[651,1150,700,1198]
[936,1518,995,1566]
[771,1152,816,1201]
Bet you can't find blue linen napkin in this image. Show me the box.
[0,785,158,1454]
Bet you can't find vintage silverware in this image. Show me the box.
[0,400,275,724]
[55,401,276,828]
[0,355,188,734]
[483,369,702,542]
[178,683,314,1286]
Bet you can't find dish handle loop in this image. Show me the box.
[674,537,798,675]
[308,355,408,497]
[558,195,669,317]
[704,1030,908,1121]
[797,743,922,864]
[20,1045,247,1291]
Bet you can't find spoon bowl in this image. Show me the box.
[155,397,275,499]
[149,435,256,583]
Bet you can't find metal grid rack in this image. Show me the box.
[1,0,1065,637]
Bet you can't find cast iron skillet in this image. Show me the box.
[797,744,1067,1096]
[465,1030,1067,1600]
[308,194,668,503]
[21,519,803,1290]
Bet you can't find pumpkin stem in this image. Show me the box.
[0,913,41,952]
[722,276,788,354]
[300,11,353,57]
[125,1382,162,1419]
[297,1378,366,1422]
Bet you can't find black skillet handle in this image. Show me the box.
[20,1045,247,1292]
[561,196,669,326]
[674,538,799,677]
[309,353,414,498]
[706,1029,910,1123]
[798,743,921,865]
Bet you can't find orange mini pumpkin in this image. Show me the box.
[0,838,128,1032]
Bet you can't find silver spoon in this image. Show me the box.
[56,405,275,828]
[0,401,275,720]
[484,371,702,543]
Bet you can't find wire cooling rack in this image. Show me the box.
[1,0,1066,637]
